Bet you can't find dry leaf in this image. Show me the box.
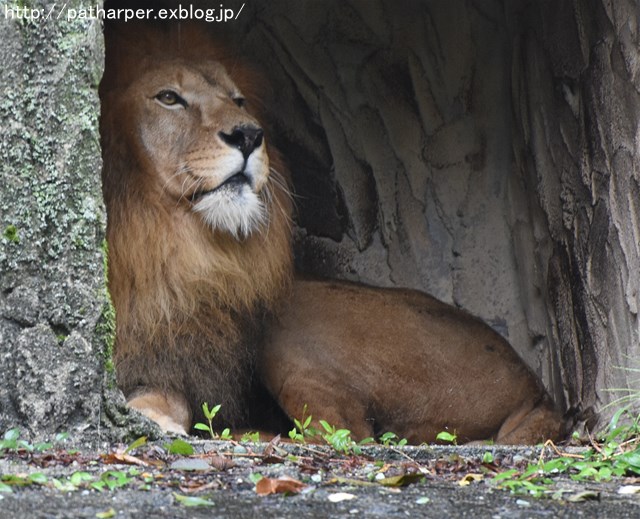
[566,491,600,502]
[255,475,307,496]
[206,455,236,471]
[262,434,282,458]
[458,473,483,486]
[101,453,150,467]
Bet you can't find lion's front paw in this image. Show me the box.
[127,390,191,435]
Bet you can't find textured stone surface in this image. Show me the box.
[238,0,549,393]
[234,0,640,429]
[508,0,640,426]
[0,1,110,438]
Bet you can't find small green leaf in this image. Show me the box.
[240,431,260,443]
[166,439,194,456]
[55,432,70,443]
[28,473,48,485]
[173,493,215,507]
[96,508,116,518]
[125,436,147,454]
[4,429,20,442]
[194,423,211,431]
[482,452,494,464]
[70,472,94,486]
[0,482,12,493]
[319,420,333,433]
[436,431,457,444]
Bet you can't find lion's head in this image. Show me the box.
[117,61,271,238]
[100,23,293,430]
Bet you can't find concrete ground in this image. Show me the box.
[1,441,639,518]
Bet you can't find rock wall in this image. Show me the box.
[508,0,640,426]
[235,0,640,428]
[0,1,109,438]
[237,0,554,398]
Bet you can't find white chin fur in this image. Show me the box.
[193,184,266,239]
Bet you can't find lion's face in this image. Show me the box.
[126,61,270,238]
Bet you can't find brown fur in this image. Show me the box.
[100,22,293,432]
[261,280,565,444]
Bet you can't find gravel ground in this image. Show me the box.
[2,439,640,518]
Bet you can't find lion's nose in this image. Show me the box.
[218,126,264,158]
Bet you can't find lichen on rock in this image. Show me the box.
[0,3,117,439]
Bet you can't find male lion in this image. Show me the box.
[100,23,293,433]
[101,23,565,443]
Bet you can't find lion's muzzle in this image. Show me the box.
[219,125,264,159]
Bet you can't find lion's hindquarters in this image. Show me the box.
[263,279,564,444]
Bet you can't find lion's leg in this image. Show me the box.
[277,381,375,442]
[127,389,192,435]
[494,399,564,445]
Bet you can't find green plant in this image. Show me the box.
[492,408,640,497]
[318,420,373,455]
[165,438,194,455]
[288,404,319,443]
[0,472,48,493]
[124,436,147,454]
[90,470,135,491]
[435,431,457,445]
[0,429,68,455]
[240,431,260,443]
[194,403,232,440]
[378,432,408,447]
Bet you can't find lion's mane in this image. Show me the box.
[100,22,293,428]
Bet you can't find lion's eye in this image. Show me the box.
[155,90,187,108]
[232,96,246,108]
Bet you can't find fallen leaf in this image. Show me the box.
[262,434,282,458]
[566,491,600,502]
[124,436,147,454]
[179,480,221,494]
[255,475,307,496]
[458,473,484,487]
[206,455,235,471]
[165,439,194,456]
[378,473,425,487]
[173,493,215,507]
[95,508,116,518]
[101,453,150,467]
[327,492,357,503]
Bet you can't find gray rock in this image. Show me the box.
[0,1,118,440]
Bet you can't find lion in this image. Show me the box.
[100,23,294,434]
[100,22,565,444]
[261,280,566,444]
